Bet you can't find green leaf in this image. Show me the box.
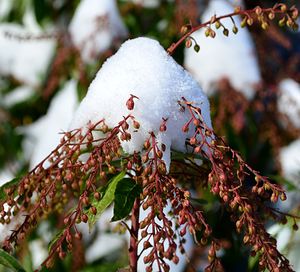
[0,177,21,200]
[0,249,25,272]
[48,230,64,253]
[190,198,208,205]
[88,171,126,230]
[112,179,142,222]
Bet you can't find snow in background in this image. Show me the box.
[1,85,35,107]
[279,138,300,183]
[278,138,300,212]
[78,207,127,263]
[276,80,300,272]
[69,0,128,64]
[0,23,55,87]
[0,0,12,19]
[268,222,300,272]
[278,78,300,129]
[137,201,193,272]
[184,0,261,99]
[70,37,212,171]
[21,80,78,169]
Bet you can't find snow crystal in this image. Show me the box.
[69,0,128,64]
[0,23,56,87]
[184,0,261,99]
[70,37,212,170]
[278,79,300,129]
[22,80,78,168]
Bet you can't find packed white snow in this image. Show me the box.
[69,0,128,64]
[184,0,261,99]
[70,37,213,170]
[22,80,78,169]
[277,79,300,129]
[0,23,55,87]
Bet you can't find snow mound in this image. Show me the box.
[70,37,212,170]
[184,0,261,99]
[0,23,55,87]
[22,80,78,169]
[278,79,300,129]
[69,0,128,64]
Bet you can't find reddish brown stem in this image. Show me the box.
[129,197,140,272]
[167,5,290,55]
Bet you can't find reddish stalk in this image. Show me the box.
[129,197,140,272]
[167,3,297,55]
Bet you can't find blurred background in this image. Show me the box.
[0,0,299,271]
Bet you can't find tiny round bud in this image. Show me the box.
[241,17,247,28]
[280,192,287,201]
[223,28,229,36]
[75,232,82,240]
[160,124,167,132]
[133,120,140,129]
[255,6,262,15]
[232,25,238,34]
[185,38,192,48]
[94,192,100,200]
[81,214,88,223]
[268,11,275,20]
[90,206,97,215]
[189,137,197,145]
[247,17,254,26]
[293,223,299,231]
[280,4,287,12]
[126,97,134,110]
[194,146,201,153]
[181,25,188,34]
[205,28,210,37]
[182,123,189,133]
[194,44,200,52]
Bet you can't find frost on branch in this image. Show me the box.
[0,37,295,272]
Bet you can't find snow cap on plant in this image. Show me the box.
[70,37,212,170]
[69,0,128,63]
[184,0,261,99]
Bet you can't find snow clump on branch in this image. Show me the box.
[70,37,212,170]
